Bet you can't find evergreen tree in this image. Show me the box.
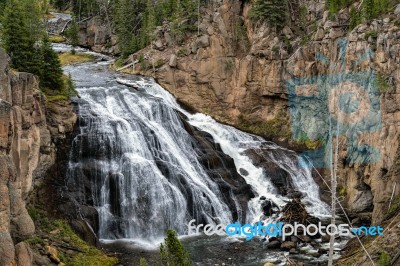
[1,0,35,71]
[141,0,157,47]
[40,36,64,90]
[114,0,145,58]
[52,0,67,10]
[72,0,99,20]
[250,0,288,31]
[160,229,191,266]
[65,17,79,54]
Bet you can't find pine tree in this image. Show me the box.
[1,0,35,71]
[65,17,79,54]
[160,229,191,266]
[250,0,288,31]
[40,36,64,90]
[144,0,157,42]
[114,0,144,58]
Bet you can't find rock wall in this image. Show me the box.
[77,17,119,55]
[125,0,400,227]
[0,48,76,265]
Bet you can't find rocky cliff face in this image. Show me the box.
[77,17,118,55]
[0,48,76,265]
[122,0,400,229]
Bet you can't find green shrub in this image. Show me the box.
[25,236,45,245]
[376,73,391,93]
[140,258,149,266]
[365,31,377,40]
[238,111,292,140]
[177,48,189,57]
[27,207,52,231]
[377,250,391,266]
[53,220,118,266]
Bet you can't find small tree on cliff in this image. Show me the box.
[160,229,192,266]
[250,0,288,31]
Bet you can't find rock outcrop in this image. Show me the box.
[0,48,76,265]
[77,17,119,55]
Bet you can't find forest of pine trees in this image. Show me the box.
[113,0,199,58]
[54,0,199,59]
[0,0,65,91]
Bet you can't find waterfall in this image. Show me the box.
[63,50,330,244]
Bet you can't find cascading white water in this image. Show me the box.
[62,44,330,245]
[132,79,331,219]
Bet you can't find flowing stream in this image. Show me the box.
[55,44,335,265]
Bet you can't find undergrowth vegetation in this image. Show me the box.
[27,206,118,266]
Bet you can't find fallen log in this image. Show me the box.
[116,78,140,90]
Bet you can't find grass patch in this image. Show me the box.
[295,130,322,149]
[42,74,78,102]
[238,111,292,140]
[28,207,52,231]
[52,220,118,266]
[49,35,66,43]
[365,31,378,40]
[376,73,392,93]
[59,52,95,65]
[25,235,46,245]
[154,59,165,68]
[177,48,189,57]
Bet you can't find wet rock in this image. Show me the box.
[287,190,306,199]
[321,234,331,242]
[280,241,296,251]
[318,247,329,254]
[239,168,249,176]
[266,240,281,249]
[291,236,300,244]
[261,199,279,216]
[297,235,312,243]
[289,248,299,254]
[245,148,293,196]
